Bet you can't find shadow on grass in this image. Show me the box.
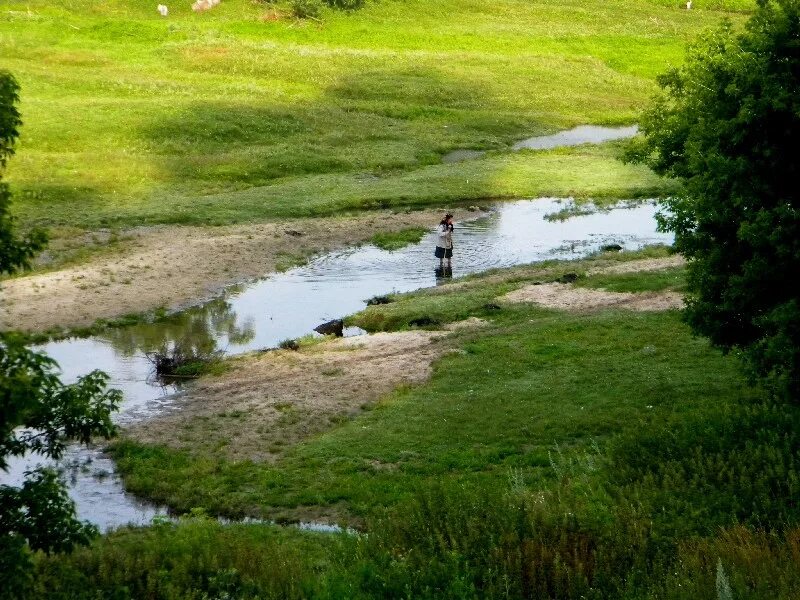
[137,65,531,195]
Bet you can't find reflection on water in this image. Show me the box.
[102,298,256,358]
[0,198,672,530]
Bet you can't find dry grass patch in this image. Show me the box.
[124,330,447,462]
[590,254,685,275]
[502,282,683,312]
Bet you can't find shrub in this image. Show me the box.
[325,0,365,10]
[630,0,800,401]
[290,0,322,19]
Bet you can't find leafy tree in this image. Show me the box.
[0,72,46,274]
[630,0,800,400]
[0,70,121,596]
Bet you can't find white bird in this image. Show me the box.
[157,4,168,16]
[686,1,692,9]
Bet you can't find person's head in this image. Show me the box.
[441,212,453,225]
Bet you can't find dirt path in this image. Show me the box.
[0,210,469,333]
[124,331,449,462]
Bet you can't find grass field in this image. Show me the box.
[109,250,768,528]
[66,251,798,598]
[2,0,753,233]
[11,1,798,597]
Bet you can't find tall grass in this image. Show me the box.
[32,515,338,600]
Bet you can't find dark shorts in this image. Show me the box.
[435,246,453,259]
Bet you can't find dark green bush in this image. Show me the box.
[324,0,365,10]
[290,0,322,19]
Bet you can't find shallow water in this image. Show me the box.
[441,124,638,163]
[511,124,638,151]
[1,198,671,530]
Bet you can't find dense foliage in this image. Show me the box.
[631,0,800,400]
[0,72,45,274]
[0,71,120,596]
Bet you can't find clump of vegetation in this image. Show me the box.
[289,0,322,19]
[366,294,392,306]
[370,227,428,251]
[145,343,224,379]
[543,201,600,222]
[278,338,300,351]
[274,250,314,272]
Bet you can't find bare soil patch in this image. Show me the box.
[124,331,447,462]
[0,210,469,333]
[502,283,683,312]
[443,317,489,331]
[590,254,685,275]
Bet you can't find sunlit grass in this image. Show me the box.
[2,0,752,231]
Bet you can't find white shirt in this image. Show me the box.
[437,223,453,249]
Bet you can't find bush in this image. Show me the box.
[290,0,322,19]
[324,0,364,9]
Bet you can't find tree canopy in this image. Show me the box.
[0,70,120,596]
[630,0,800,400]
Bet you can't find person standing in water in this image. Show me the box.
[435,213,454,276]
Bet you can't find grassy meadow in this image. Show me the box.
[25,249,800,598]
[2,0,752,234]
[10,1,800,598]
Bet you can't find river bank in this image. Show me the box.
[0,208,473,334]
[25,248,800,599]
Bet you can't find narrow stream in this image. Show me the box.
[442,124,638,163]
[1,198,672,531]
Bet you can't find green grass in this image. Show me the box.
[370,226,427,251]
[32,252,800,598]
[346,246,673,331]
[31,515,339,600]
[576,264,687,292]
[110,253,765,525]
[2,0,752,233]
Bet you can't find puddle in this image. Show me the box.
[0,198,671,531]
[441,124,638,163]
[511,124,639,151]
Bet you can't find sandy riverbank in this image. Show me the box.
[0,209,472,333]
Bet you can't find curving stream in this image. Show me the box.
[0,197,672,531]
